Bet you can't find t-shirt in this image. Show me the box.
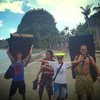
[13,61,24,81]
[48,61,72,84]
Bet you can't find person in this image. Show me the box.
[7,47,32,100]
[73,45,100,100]
[38,53,79,100]
[36,50,54,100]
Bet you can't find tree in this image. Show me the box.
[73,3,100,49]
[80,4,93,34]
[0,39,8,48]
[70,29,76,36]
[93,3,100,13]
[80,4,93,20]
[64,27,69,33]
[93,3,100,45]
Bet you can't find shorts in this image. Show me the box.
[75,74,94,95]
[39,77,53,96]
[54,83,67,99]
[9,80,26,96]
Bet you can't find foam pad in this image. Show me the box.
[7,34,33,59]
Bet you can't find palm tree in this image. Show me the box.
[64,27,69,33]
[93,3,100,49]
[64,26,71,42]
[80,4,93,20]
[80,4,93,34]
[71,29,76,36]
[93,3,100,13]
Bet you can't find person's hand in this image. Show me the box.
[37,59,43,62]
[7,47,9,53]
[97,74,100,83]
[37,60,48,63]
[45,62,49,66]
[82,59,86,62]
[29,47,33,54]
[72,59,81,64]
[41,65,47,69]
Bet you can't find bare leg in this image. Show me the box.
[48,95,51,100]
[61,99,64,100]
[39,92,43,100]
[8,96,12,100]
[47,87,52,100]
[22,94,26,100]
[87,95,92,100]
[77,94,82,100]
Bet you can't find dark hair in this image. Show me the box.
[80,44,87,49]
[15,52,23,60]
[46,50,54,59]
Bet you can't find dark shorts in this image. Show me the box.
[9,80,26,96]
[39,76,53,96]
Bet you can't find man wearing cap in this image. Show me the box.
[38,53,79,100]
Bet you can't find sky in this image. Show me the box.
[0,0,99,39]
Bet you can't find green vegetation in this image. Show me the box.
[60,3,100,50]
[70,3,100,49]
[1,4,100,49]
[16,8,59,49]
[0,39,8,49]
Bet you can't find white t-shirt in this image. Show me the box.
[48,61,72,84]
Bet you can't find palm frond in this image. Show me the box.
[80,7,85,10]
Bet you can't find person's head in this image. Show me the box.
[55,53,65,63]
[16,52,23,60]
[57,56,64,63]
[45,50,53,60]
[80,45,88,55]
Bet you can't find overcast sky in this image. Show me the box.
[0,0,99,39]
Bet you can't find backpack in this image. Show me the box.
[4,61,15,79]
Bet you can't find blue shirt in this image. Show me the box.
[13,61,24,81]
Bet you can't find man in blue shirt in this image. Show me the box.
[7,47,32,100]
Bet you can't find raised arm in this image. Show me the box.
[7,47,14,62]
[89,56,100,75]
[67,56,81,69]
[38,60,49,63]
[38,60,54,71]
[23,47,32,66]
[41,64,54,71]
[72,55,81,64]
[72,60,81,65]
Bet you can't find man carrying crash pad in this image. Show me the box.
[6,47,32,100]
[73,45,100,100]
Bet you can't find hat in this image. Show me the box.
[54,53,65,56]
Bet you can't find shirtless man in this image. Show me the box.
[73,45,100,100]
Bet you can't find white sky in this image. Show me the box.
[29,0,99,30]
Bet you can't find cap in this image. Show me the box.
[54,53,65,56]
